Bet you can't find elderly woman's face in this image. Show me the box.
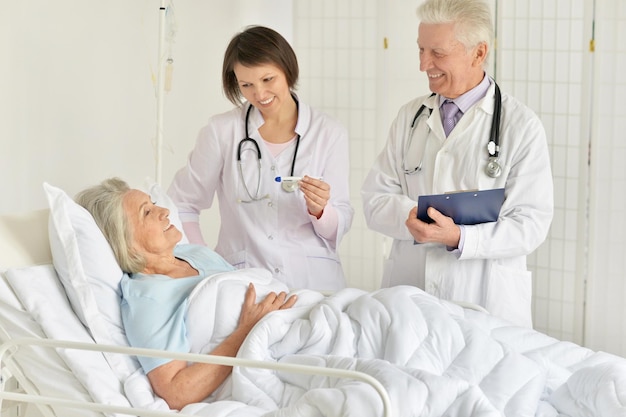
[123,189,182,256]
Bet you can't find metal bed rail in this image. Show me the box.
[0,337,392,417]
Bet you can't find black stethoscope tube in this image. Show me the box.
[238,99,301,176]
[405,83,502,178]
[236,98,302,200]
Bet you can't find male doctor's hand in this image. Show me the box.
[299,176,330,219]
[406,206,461,248]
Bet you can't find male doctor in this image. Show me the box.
[361,0,553,328]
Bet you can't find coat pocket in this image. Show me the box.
[485,263,532,328]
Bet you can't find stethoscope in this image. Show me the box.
[237,99,301,203]
[402,82,502,178]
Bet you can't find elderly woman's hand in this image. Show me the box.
[237,283,297,333]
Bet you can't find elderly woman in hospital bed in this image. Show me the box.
[72,177,626,417]
[75,177,297,410]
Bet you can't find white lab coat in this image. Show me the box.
[361,82,553,327]
[168,100,353,291]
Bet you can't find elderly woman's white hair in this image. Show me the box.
[417,0,493,67]
[75,177,146,273]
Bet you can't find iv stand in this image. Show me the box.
[155,0,167,185]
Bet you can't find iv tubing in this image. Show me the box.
[155,0,167,185]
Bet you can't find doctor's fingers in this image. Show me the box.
[405,211,428,243]
[301,182,330,205]
[406,206,443,243]
[406,206,448,227]
[299,178,330,197]
[407,207,460,247]
[304,194,326,218]
[301,175,327,187]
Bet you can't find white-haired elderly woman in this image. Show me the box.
[76,177,297,410]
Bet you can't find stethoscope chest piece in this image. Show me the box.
[485,157,502,178]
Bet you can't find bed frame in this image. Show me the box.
[0,209,392,417]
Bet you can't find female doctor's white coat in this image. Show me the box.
[168,100,353,291]
[361,82,553,327]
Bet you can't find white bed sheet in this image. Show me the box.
[0,270,103,417]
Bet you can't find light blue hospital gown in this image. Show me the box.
[120,244,234,373]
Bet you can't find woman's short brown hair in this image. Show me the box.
[222,25,299,106]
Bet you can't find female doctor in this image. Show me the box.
[168,26,353,291]
[361,0,553,328]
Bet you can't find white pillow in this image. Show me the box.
[43,181,189,405]
[44,182,140,382]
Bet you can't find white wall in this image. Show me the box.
[585,0,626,355]
[0,0,290,217]
[1,1,157,210]
[1,0,292,249]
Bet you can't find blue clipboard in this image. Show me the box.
[417,188,505,225]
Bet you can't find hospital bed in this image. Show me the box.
[1,183,626,417]
[0,197,389,417]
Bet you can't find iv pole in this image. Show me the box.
[155,0,167,185]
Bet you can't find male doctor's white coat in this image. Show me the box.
[361,82,553,327]
[169,100,353,292]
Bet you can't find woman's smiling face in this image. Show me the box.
[123,189,182,257]
[233,62,292,115]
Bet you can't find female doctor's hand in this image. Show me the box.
[299,175,330,219]
[406,206,461,248]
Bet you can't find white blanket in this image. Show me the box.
[185,270,626,417]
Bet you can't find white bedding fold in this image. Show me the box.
[7,263,626,417]
[232,286,545,417]
[185,271,625,417]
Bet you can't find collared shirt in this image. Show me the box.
[439,73,492,116]
[439,73,493,256]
